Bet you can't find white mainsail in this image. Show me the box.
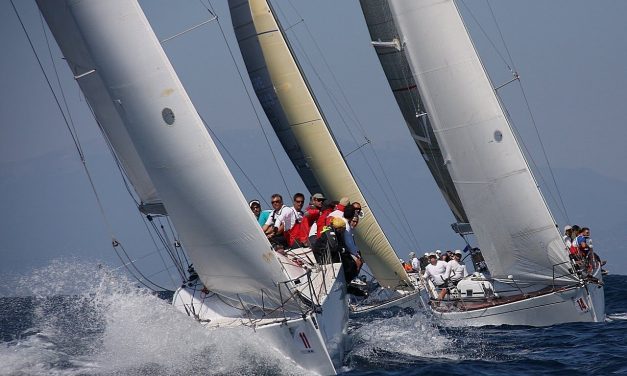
[36,0,161,212]
[37,0,295,306]
[229,0,412,289]
[359,0,467,225]
[379,0,572,283]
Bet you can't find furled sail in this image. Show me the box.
[359,0,468,225]
[37,0,295,306]
[229,0,411,289]
[380,0,572,283]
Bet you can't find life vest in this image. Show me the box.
[316,209,333,238]
[403,263,413,272]
[285,208,310,247]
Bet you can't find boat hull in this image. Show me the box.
[350,288,422,317]
[428,280,605,327]
[172,264,348,375]
[350,274,423,317]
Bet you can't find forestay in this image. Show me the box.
[384,0,572,283]
[37,0,296,307]
[229,0,412,289]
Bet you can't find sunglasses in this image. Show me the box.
[271,200,281,204]
[294,200,304,204]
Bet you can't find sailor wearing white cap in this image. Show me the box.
[445,250,468,285]
[423,253,449,301]
[563,225,573,248]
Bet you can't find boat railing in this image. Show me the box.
[552,259,585,290]
[276,264,328,316]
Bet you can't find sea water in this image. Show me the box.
[1,260,626,375]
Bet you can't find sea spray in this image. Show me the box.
[0,259,315,376]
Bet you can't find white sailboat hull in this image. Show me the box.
[350,274,423,317]
[350,289,421,318]
[428,279,605,327]
[172,262,348,375]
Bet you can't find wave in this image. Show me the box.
[0,260,314,376]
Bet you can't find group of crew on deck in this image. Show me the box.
[562,225,607,276]
[402,249,469,300]
[248,193,365,295]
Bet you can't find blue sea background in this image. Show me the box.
[1,260,626,376]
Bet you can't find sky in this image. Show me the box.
[1,0,626,293]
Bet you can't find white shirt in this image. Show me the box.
[563,235,572,248]
[423,260,448,286]
[328,209,343,219]
[265,205,289,228]
[279,206,302,232]
[446,259,468,282]
[411,257,419,271]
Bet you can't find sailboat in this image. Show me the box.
[36,0,348,373]
[359,0,605,326]
[228,0,423,316]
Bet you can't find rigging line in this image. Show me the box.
[197,114,269,206]
[15,3,146,280]
[277,2,420,248]
[162,215,186,265]
[71,38,182,285]
[485,0,518,74]
[17,0,122,247]
[484,1,569,222]
[274,4,417,249]
[160,217,189,273]
[148,219,186,280]
[164,216,192,272]
[155,218,187,279]
[354,174,414,250]
[151,224,185,282]
[38,10,84,160]
[139,215,179,287]
[208,0,291,202]
[463,1,569,222]
[12,0,84,161]
[113,241,171,291]
[84,91,186,287]
[458,0,515,74]
[498,94,569,222]
[516,81,570,221]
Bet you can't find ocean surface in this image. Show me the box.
[1,261,626,376]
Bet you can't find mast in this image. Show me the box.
[379,0,572,283]
[37,0,295,307]
[229,0,412,289]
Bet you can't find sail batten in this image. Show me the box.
[38,0,295,306]
[374,0,572,283]
[230,0,412,289]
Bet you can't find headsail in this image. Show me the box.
[359,0,468,225]
[37,0,295,306]
[376,0,572,283]
[229,0,412,289]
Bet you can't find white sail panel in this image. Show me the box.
[230,0,411,289]
[36,0,160,209]
[38,0,293,303]
[359,0,468,224]
[387,0,571,283]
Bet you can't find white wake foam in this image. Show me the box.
[0,259,314,376]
